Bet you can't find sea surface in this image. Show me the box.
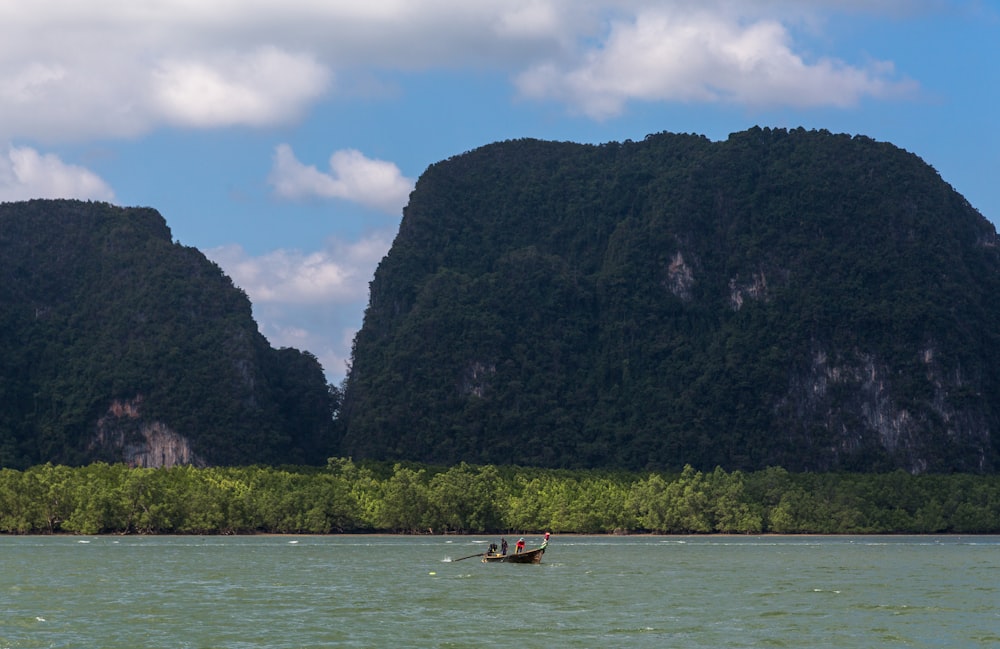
[1,534,997,648]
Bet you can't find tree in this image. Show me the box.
[427,463,503,532]
[377,465,432,532]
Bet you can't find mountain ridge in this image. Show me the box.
[339,127,1000,473]
[0,199,338,468]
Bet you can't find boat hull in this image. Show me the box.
[482,547,544,564]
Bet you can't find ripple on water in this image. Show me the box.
[1,535,998,648]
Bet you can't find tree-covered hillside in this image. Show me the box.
[0,200,338,468]
[340,127,1000,473]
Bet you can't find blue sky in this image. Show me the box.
[2,1,997,383]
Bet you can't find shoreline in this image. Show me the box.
[2,530,996,538]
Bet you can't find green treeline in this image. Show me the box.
[2,460,998,535]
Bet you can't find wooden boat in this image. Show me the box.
[482,546,545,563]
[482,535,549,564]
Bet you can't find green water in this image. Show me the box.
[1,535,997,648]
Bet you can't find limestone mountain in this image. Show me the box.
[339,127,1000,473]
[0,200,337,468]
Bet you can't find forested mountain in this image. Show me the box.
[0,200,338,469]
[339,127,1000,473]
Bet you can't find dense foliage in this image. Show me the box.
[1,460,998,535]
[0,200,339,468]
[341,128,1000,473]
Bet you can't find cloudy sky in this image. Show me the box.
[2,0,997,383]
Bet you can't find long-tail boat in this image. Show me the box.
[482,533,549,564]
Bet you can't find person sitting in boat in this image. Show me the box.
[488,542,498,555]
[515,538,525,553]
[500,537,508,555]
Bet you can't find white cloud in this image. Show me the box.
[269,144,415,214]
[207,231,393,306]
[515,9,917,118]
[258,321,358,384]
[0,145,115,202]
[206,231,394,382]
[0,1,924,142]
[151,47,330,128]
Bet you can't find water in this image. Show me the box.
[1,535,998,648]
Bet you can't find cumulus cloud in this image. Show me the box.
[259,321,358,384]
[151,47,330,128]
[0,145,115,202]
[269,144,415,214]
[206,232,394,381]
[0,47,330,141]
[0,1,560,141]
[207,231,393,306]
[515,9,917,118]
[0,1,922,141]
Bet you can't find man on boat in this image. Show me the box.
[500,537,508,555]
[515,538,525,553]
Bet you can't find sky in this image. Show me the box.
[2,0,997,384]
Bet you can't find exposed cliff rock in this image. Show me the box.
[90,397,203,468]
[728,270,769,310]
[665,252,695,301]
[776,344,992,473]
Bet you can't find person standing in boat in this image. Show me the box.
[500,537,508,556]
[515,538,525,553]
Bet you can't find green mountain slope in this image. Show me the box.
[0,200,338,468]
[339,127,1000,473]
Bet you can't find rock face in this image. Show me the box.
[340,128,1000,473]
[776,346,991,473]
[91,397,203,468]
